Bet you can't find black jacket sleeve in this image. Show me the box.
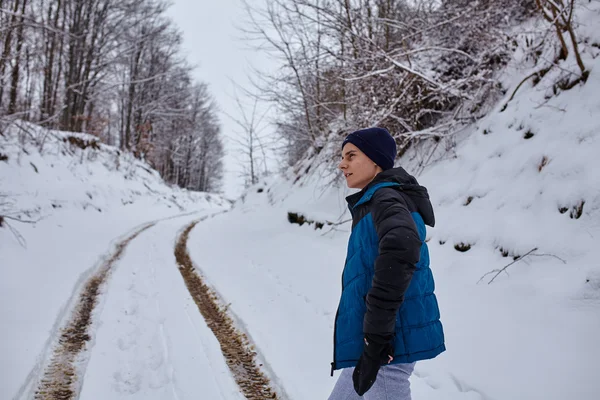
[363,188,422,335]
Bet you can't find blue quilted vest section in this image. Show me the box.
[333,183,445,370]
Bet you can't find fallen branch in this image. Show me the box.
[529,252,567,264]
[143,182,160,194]
[2,219,27,247]
[1,212,43,248]
[1,214,40,224]
[478,247,541,284]
[504,65,553,108]
[321,217,352,237]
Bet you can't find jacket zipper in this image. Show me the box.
[332,255,349,376]
[331,307,339,376]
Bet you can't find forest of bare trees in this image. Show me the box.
[2,0,587,191]
[242,0,544,167]
[0,0,224,192]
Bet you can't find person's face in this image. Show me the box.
[338,143,382,189]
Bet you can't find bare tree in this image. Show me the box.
[241,0,538,168]
[228,95,271,187]
[148,80,224,192]
[535,0,587,79]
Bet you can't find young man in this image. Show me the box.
[329,127,445,399]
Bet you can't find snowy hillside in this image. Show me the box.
[0,122,227,218]
[185,6,600,400]
[0,122,229,399]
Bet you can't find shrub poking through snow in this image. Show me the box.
[0,153,8,162]
[498,246,522,260]
[538,156,549,172]
[288,212,307,226]
[454,242,472,252]
[287,212,332,230]
[524,130,535,139]
[63,135,100,151]
[570,200,585,219]
[464,196,474,206]
[558,201,585,219]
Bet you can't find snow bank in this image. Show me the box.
[187,4,600,399]
[0,122,228,399]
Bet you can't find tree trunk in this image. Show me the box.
[343,0,358,59]
[0,0,22,110]
[124,39,144,150]
[8,0,29,115]
[40,0,63,123]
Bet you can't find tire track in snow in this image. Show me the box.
[32,223,155,400]
[153,289,181,400]
[174,220,279,400]
[146,247,181,400]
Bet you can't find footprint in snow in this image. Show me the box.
[123,301,139,316]
[117,336,136,351]
[113,370,141,394]
[147,346,165,371]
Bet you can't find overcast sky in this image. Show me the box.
[165,0,276,199]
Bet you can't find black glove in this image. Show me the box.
[352,333,395,396]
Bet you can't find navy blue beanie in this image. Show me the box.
[342,127,397,170]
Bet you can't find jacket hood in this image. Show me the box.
[346,167,435,227]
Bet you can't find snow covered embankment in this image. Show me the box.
[0,122,228,399]
[185,5,600,400]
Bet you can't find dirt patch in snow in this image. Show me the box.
[33,223,155,400]
[175,220,278,399]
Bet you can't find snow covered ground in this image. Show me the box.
[3,4,600,400]
[0,124,230,399]
[184,6,600,400]
[78,215,243,400]
[188,173,600,399]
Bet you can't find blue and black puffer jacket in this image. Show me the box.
[331,167,445,373]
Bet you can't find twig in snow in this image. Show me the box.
[478,247,568,284]
[143,182,160,194]
[1,218,27,247]
[321,218,352,237]
[1,214,41,224]
[506,69,550,104]
[533,100,567,112]
[478,247,539,284]
[528,252,567,264]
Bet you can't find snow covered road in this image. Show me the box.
[77,215,244,400]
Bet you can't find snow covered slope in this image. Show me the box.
[0,122,229,399]
[186,6,600,400]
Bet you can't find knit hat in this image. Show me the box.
[342,127,397,170]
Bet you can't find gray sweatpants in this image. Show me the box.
[328,362,416,400]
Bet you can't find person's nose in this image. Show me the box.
[338,158,347,170]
